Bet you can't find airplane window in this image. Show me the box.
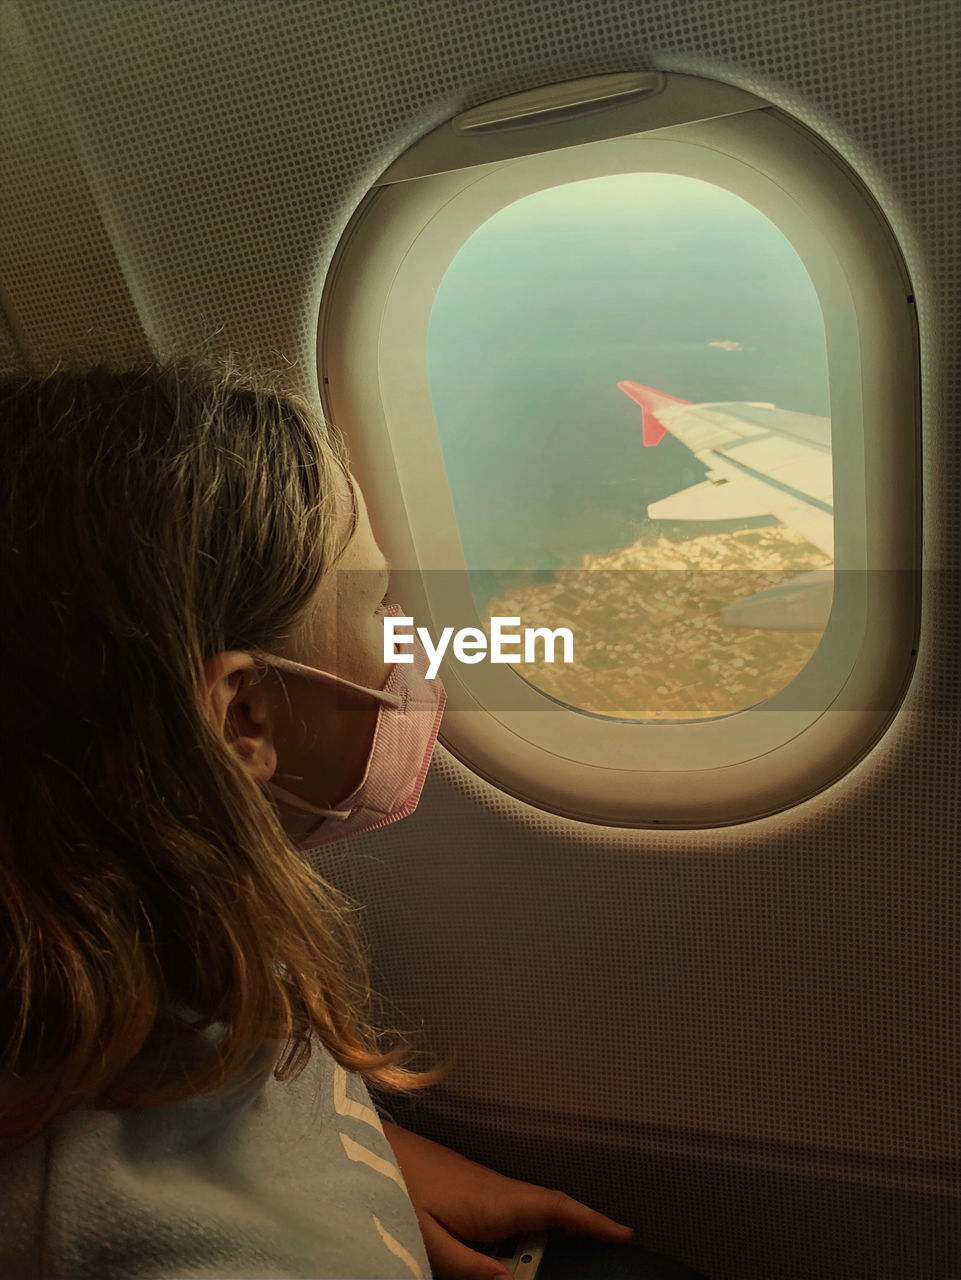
[320,70,918,824]
[426,173,833,720]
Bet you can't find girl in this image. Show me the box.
[0,358,635,1279]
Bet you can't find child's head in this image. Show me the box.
[0,357,447,1150]
[196,424,398,843]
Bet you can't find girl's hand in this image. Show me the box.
[380,1120,634,1280]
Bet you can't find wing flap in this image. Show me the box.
[647,477,776,522]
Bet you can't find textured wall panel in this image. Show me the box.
[0,0,152,371]
[1,2,957,1277]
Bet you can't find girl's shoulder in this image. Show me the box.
[0,1040,431,1280]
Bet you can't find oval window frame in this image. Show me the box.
[319,71,920,827]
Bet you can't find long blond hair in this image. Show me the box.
[0,355,450,1151]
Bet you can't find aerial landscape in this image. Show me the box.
[482,519,833,720]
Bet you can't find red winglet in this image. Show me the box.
[617,380,692,446]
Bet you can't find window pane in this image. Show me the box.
[426,173,832,719]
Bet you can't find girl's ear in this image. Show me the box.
[201,652,278,784]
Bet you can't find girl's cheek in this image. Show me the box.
[332,609,392,693]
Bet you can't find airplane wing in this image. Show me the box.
[617,381,834,559]
[618,381,835,630]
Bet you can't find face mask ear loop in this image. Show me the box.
[266,779,354,820]
[259,652,404,709]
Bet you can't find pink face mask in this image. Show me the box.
[257,604,446,850]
